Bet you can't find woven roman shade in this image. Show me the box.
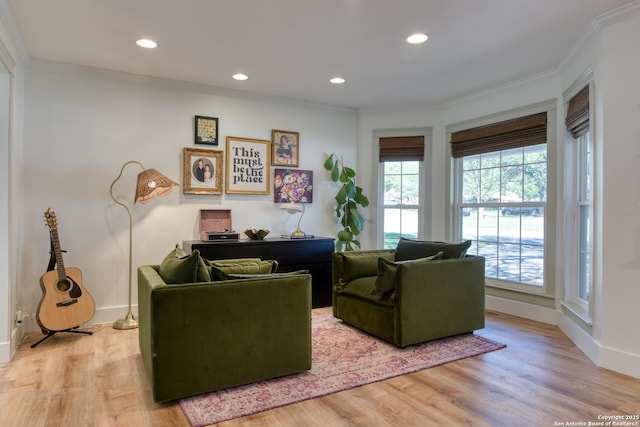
[379,136,425,162]
[450,112,547,158]
[565,85,589,138]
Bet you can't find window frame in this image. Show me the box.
[380,160,423,249]
[447,101,557,299]
[561,75,595,325]
[456,145,547,287]
[374,128,432,249]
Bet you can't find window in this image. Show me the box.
[377,134,426,249]
[451,111,549,289]
[459,145,546,286]
[564,83,592,314]
[382,161,420,248]
[576,131,592,302]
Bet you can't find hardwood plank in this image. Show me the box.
[1,310,639,427]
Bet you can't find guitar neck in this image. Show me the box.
[50,228,67,280]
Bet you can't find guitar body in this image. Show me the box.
[37,267,95,332]
[37,209,96,332]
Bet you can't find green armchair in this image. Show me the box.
[332,248,485,347]
[138,265,312,402]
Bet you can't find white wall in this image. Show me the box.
[18,60,357,329]
[595,11,640,377]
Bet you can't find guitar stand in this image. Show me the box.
[31,326,93,348]
[31,235,93,349]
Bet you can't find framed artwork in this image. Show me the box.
[274,168,313,203]
[183,147,224,194]
[271,129,299,167]
[194,115,218,146]
[225,136,271,194]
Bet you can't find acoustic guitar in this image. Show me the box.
[36,208,95,332]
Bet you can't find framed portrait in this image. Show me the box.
[271,129,299,167]
[194,115,218,146]
[225,136,271,194]
[183,147,224,194]
[274,168,313,203]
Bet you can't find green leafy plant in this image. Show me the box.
[323,153,370,251]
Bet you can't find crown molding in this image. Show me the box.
[0,0,29,65]
[444,69,559,109]
[596,0,640,27]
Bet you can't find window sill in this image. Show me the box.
[560,300,592,326]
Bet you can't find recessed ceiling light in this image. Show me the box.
[233,73,249,81]
[330,77,346,84]
[136,38,158,49]
[406,33,428,44]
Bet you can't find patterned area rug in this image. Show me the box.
[179,314,505,426]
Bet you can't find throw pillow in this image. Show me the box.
[395,238,471,261]
[370,252,444,296]
[159,245,211,284]
[340,250,396,282]
[209,259,278,280]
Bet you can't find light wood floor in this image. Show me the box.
[2,309,639,427]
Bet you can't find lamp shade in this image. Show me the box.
[135,168,178,204]
[280,202,303,214]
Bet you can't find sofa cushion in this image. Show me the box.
[340,276,394,307]
[338,250,396,282]
[371,252,444,296]
[209,259,278,280]
[159,245,210,284]
[395,238,471,261]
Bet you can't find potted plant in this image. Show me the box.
[323,153,370,251]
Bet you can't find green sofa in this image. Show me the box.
[138,265,312,402]
[332,249,485,347]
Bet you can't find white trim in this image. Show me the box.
[444,70,558,109]
[0,0,28,64]
[486,295,558,325]
[558,312,599,364]
[561,71,596,332]
[599,345,640,379]
[596,0,640,27]
[0,339,9,363]
[77,304,138,331]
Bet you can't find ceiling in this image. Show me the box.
[7,0,632,109]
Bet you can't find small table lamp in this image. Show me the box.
[280,202,306,237]
[110,161,178,329]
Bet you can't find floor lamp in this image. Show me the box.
[110,161,178,330]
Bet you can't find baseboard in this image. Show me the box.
[557,313,599,364]
[0,324,23,364]
[89,304,139,327]
[0,339,10,363]
[599,344,640,379]
[492,298,640,380]
[20,304,139,332]
[485,294,559,324]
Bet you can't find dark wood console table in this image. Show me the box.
[183,237,335,308]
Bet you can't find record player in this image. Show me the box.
[199,209,238,241]
[204,230,240,241]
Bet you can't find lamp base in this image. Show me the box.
[291,228,306,237]
[113,312,139,330]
